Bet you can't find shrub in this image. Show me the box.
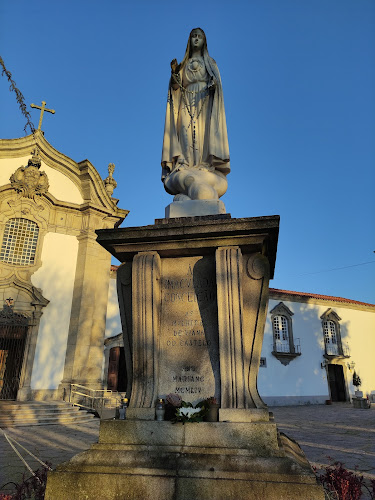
[314,460,375,500]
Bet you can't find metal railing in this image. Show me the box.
[325,343,350,357]
[274,338,301,354]
[69,384,123,417]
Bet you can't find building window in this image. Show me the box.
[273,315,289,352]
[320,309,349,358]
[270,302,301,365]
[259,357,267,368]
[323,320,338,355]
[0,218,39,266]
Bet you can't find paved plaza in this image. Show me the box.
[0,403,374,495]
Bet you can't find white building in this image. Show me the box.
[259,289,375,405]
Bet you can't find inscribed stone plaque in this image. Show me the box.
[159,255,220,403]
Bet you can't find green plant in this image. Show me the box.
[165,394,219,424]
[352,371,362,388]
[172,400,209,424]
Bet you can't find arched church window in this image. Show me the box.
[0,218,39,266]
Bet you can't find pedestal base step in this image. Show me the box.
[45,420,324,499]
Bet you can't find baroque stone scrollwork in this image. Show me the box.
[10,149,49,199]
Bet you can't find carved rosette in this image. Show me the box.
[10,154,49,199]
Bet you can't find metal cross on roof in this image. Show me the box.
[30,100,55,130]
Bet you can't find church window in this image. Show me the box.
[0,218,39,266]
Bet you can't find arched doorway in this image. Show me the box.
[0,304,29,400]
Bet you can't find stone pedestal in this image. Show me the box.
[46,215,324,498]
[45,419,323,500]
[165,199,226,218]
[97,215,279,416]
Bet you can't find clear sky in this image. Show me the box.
[1,1,374,304]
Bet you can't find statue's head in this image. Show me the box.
[183,27,207,59]
[189,28,206,55]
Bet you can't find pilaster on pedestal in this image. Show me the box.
[128,251,161,419]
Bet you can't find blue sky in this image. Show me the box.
[1,1,374,303]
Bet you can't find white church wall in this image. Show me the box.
[30,232,78,391]
[258,298,375,406]
[105,276,121,339]
[0,157,83,204]
[101,274,122,387]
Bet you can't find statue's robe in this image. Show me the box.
[161,55,230,182]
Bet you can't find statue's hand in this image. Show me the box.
[170,58,180,73]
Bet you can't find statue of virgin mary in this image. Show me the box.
[161,28,230,202]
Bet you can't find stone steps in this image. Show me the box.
[0,401,96,427]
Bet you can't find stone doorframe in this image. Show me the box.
[0,278,49,401]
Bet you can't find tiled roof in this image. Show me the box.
[269,288,375,308]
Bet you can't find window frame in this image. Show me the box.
[0,218,40,267]
[320,309,349,359]
[270,302,301,365]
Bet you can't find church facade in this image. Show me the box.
[0,131,127,401]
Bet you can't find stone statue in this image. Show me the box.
[161,28,230,203]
